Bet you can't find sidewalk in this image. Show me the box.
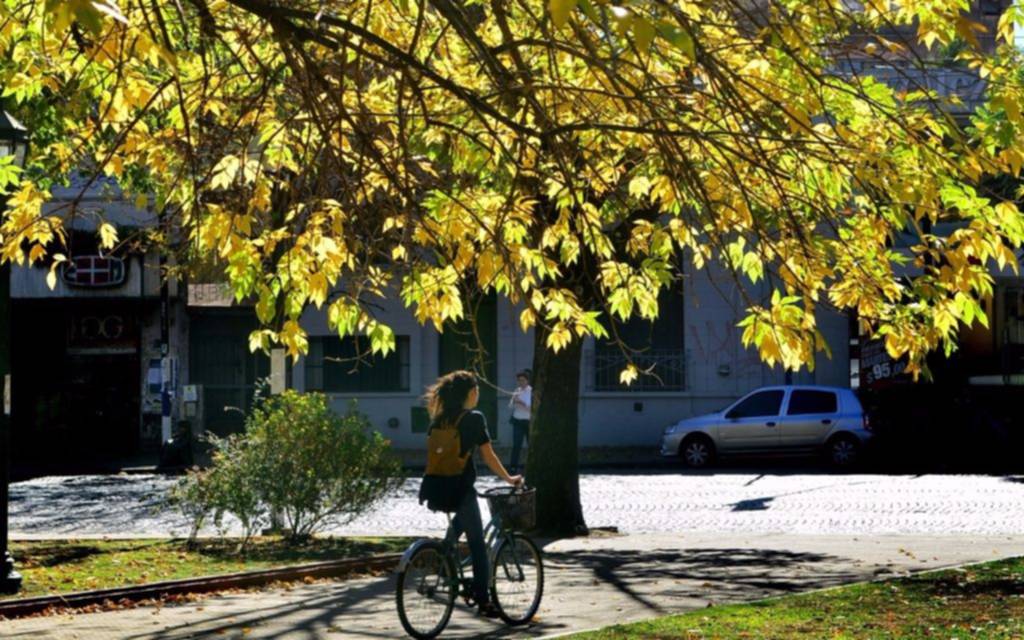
[5,532,1024,639]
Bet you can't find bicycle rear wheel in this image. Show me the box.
[396,541,457,639]
[490,533,544,625]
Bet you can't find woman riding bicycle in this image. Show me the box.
[418,370,522,618]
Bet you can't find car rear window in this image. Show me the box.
[787,390,838,415]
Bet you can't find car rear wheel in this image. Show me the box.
[826,434,860,468]
[680,435,715,468]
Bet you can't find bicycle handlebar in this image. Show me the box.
[479,484,532,497]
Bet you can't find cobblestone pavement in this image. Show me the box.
[10,471,1024,538]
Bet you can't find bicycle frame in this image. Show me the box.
[443,510,502,597]
[395,492,542,640]
[394,500,532,605]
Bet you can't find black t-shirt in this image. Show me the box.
[456,410,491,486]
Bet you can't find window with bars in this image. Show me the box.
[590,279,685,392]
[305,336,411,393]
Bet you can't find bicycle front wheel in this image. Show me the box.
[490,533,544,625]
[396,541,457,640]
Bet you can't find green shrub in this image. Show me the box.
[170,434,266,551]
[169,467,215,548]
[246,391,402,541]
[171,392,401,547]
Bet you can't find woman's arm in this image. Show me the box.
[479,442,522,485]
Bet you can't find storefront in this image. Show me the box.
[8,242,186,477]
[11,301,145,471]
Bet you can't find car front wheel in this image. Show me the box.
[680,435,715,468]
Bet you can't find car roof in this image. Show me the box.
[748,385,853,393]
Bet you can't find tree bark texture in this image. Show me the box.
[525,322,588,536]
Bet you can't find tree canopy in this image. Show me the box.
[3,0,1024,379]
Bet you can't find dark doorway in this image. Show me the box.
[438,293,499,439]
[11,302,142,476]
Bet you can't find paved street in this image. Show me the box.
[10,470,1024,538]
[4,532,1024,639]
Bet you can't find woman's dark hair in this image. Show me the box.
[425,370,478,426]
[516,369,532,383]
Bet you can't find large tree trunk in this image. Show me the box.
[525,323,588,536]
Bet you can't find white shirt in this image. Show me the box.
[509,385,532,420]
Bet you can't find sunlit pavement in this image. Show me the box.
[10,471,1024,538]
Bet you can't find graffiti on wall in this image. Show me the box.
[687,319,766,382]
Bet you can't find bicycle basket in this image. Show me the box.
[482,486,536,530]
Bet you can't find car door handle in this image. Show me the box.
[766,421,776,427]
[821,419,832,425]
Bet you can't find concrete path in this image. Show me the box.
[5,533,1024,639]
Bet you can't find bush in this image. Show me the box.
[171,391,401,547]
[170,434,266,550]
[169,467,215,548]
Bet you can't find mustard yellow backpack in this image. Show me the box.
[418,411,471,512]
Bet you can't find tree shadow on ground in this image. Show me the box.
[539,546,860,615]
[922,575,1024,597]
[107,573,567,640]
[15,542,109,568]
[27,543,859,640]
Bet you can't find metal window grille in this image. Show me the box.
[586,347,687,392]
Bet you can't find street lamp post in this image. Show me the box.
[0,109,28,595]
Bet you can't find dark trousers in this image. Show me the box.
[510,418,529,471]
[445,487,489,605]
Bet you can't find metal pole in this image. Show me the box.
[0,263,21,593]
[0,110,27,594]
[159,214,172,445]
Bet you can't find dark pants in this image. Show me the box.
[510,418,529,471]
[445,487,489,605]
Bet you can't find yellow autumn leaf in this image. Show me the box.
[99,223,118,250]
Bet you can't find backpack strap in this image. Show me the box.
[429,409,471,433]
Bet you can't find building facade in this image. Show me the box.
[290,263,851,451]
[5,170,853,471]
[8,175,189,475]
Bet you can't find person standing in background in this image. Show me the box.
[508,369,532,473]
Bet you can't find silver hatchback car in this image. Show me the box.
[660,385,873,468]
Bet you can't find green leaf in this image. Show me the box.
[549,0,577,28]
[634,18,656,51]
[657,21,695,60]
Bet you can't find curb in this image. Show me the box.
[0,553,401,619]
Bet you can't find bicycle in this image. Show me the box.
[395,485,545,639]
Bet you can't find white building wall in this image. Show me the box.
[294,261,852,450]
[495,296,534,429]
[578,263,759,447]
[295,294,434,449]
[573,263,850,447]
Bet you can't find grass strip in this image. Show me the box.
[5,536,412,600]
[567,556,1024,639]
